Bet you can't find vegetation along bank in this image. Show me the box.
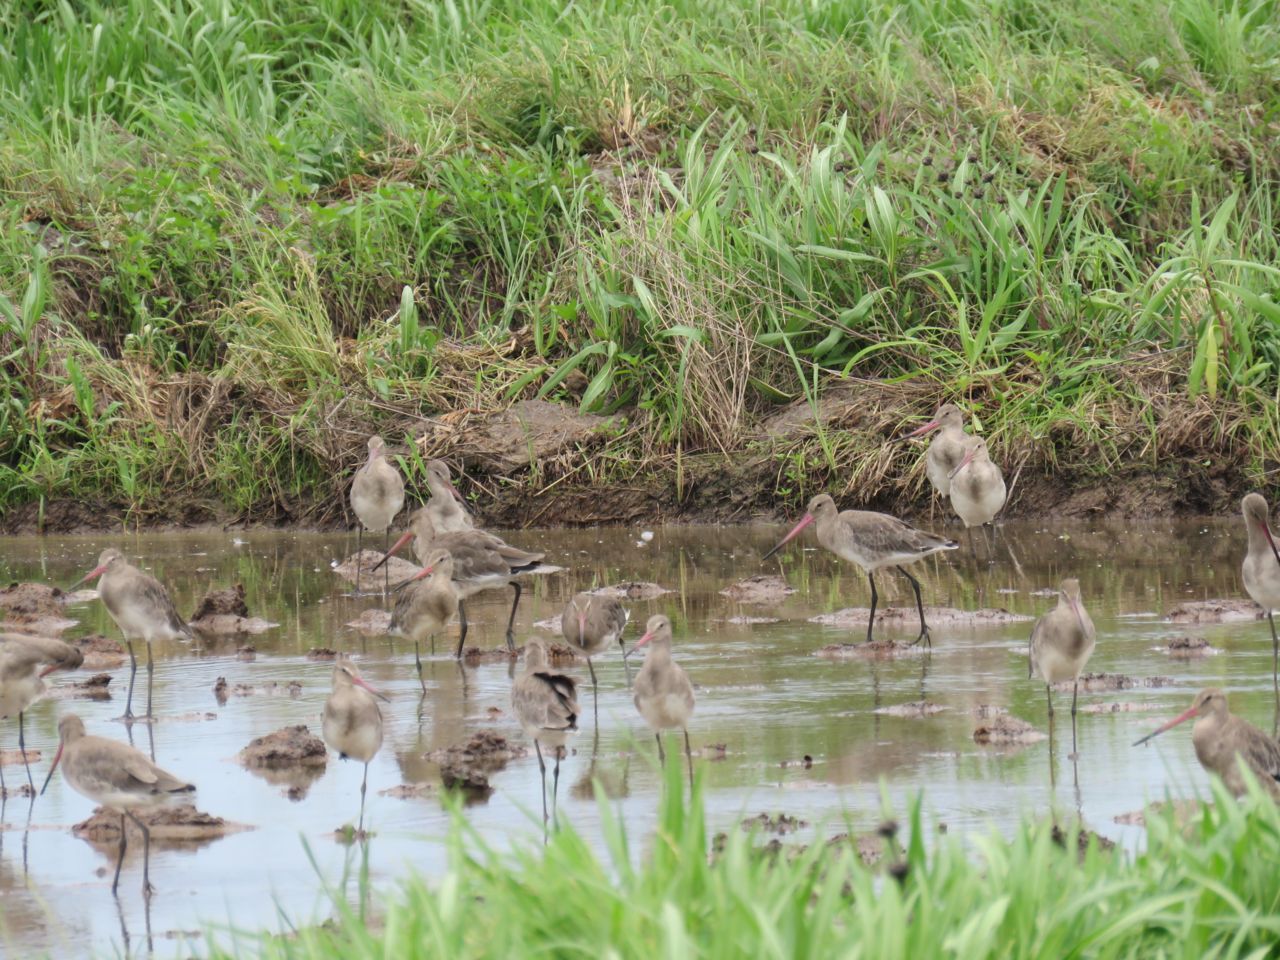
[2,0,1279,532]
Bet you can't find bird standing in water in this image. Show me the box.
[1240,493,1280,692]
[322,657,388,835]
[387,548,459,687]
[561,592,630,715]
[0,632,83,793]
[1029,578,1096,753]
[511,638,580,826]
[73,549,190,721]
[630,615,696,785]
[350,435,405,596]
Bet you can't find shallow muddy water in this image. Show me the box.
[0,518,1275,958]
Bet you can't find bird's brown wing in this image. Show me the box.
[1241,722,1280,784]
[136,573,191,638]
[840,511,957,556]
[534,671,580,731]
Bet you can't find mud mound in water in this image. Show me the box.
[345,609,392,635]
[236,646,256,661]
[720,615,781,625]
[306,648,338,661]
[191,584,249,619]
[1154,635,1218,657]
[875,701,945,718]
[238,725,328,770]
[1054,672,1174,692]
[426,730,527,772]
[0,748,41,767]
[73,634,126,668]
[973,715,1046,745]
[214,677,303,703]
[0,582,78,635]
[1113,800,1204,827]
[46,673,112,700]
[73,804,250,842]
[1051,823,1116,858]
[590,581,670,600]
[332,551,419,591]
[741,812,809,835]
[810,606,1032,628]
[720,575,796,604]
[973,704,1008,719]
[460,646,518,663]
[0,784,35,800]
[814,639,924,660]
[1077,701,1166,714]
[380,782,434,799]
[1165,599,1263,623]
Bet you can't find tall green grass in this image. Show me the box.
[209,760,1280,959]
[2,0,1279,521]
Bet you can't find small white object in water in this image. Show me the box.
[329,559,339,569]
[232,537,247,547]
[640,530,654,542]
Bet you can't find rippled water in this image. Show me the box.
[0,518,1274,958]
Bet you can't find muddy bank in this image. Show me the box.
[73,804,251,842]
[0,381,1261,534]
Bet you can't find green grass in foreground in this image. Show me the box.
[2,0,1280,522]
[210,762,1280,959]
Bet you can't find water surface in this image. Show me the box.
[0,518,1273,958]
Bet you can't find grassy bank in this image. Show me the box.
[210,763,1280,958]
[3,0,1280,528]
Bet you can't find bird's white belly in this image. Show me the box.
[109,605,176,642]
[640,693,693,731]
[951,479,1006,528]
[0,675,42,718]
[351,493,400,533]
[1036,641,1093,685]
[324,718,382,764]
[1242,557,1280,612]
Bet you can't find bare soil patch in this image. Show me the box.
[1165,599,1263,623]
[720,575,796,604]
[238,725,328,770]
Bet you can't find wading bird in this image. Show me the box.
[40,714,194,898]
[948,437,1006,536]
[350,435,405,596]
[898,403,974,499]
[630,615,695,784]
[73,549,190,720]
[423,459,473,534]
[763,494,957,646]
[561,592,629,714]
[1241,493,1280,688]
[322,657,388,834]
[511,638,579,825]
[387,548,459,687]
[1134,688,1280,797]
[0,633,83,794]
[1029,578,1096,752]
[375,508,546,657]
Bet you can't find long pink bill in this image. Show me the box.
[39,740,65,796]
[762,513,815,562]
[948,446,977,481]
[1259,520,1280,570]
[624,628,656,660]
[1132,705,1198,747]
[389,562,436,595]
[894,419,941,443]
[69,563,109,590]
[371,530,415,572]
[352,674,390,703]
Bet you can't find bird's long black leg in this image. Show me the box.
[123,639,138,720]
[535,741,548,824]
[587,658,599,724]
[655,733,665,764]
[683,728,693,789]
[18,712,32,789]
[144,640,154,719]
[112,813,128,896]
[1046,684,1054,718]
[382,530,390,597]
[358,761,369,834]
[415,640,425,691]
[552,751,562,829]
[619,638,631,687]
[453,600,469,660]
[127,811,154,898]
[1071,680,1079,755]
[865,573,878,645]
[897,565,930,647]
[354,528,364,597]
[505,582,522,652]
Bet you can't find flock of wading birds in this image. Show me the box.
[4,404,1280,901]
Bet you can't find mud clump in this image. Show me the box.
[1051,823,1116,859]
[46,673,112,700]
[1078,701,1165,714]
[345,609,392,635]
[214,677,303,704]
[697,743,729,761]
[1113,800,1203,827]
[73,634,126,668]
[1158,635,1217,657]
[0,582,78,635]
[460,646,519,664]
[332,552,419,591]
[973,704,1009,720]
[721,615,781,625]
[188,584,279,636]
[0,748,42,767]
[814,639,923,660]
[73,804,250,842]
[875,701,945,718]
[1165,599,1262,624]
[380,783,434,800]
[742,812,809,835]
[590,581,670,600]
[236,645,256,661]
[0,784,35,800]
[306,648,338,661]
[1055,673,1174,692]
[973,715,1046,745]
[720,575,796,604]
[191,584,250,620]
[810,606,1032,628]
[428,731,527,799]
[239,725,328,770]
